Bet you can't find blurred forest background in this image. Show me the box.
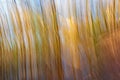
[0,0,120,80]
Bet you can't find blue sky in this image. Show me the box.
[0,0,112,18]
